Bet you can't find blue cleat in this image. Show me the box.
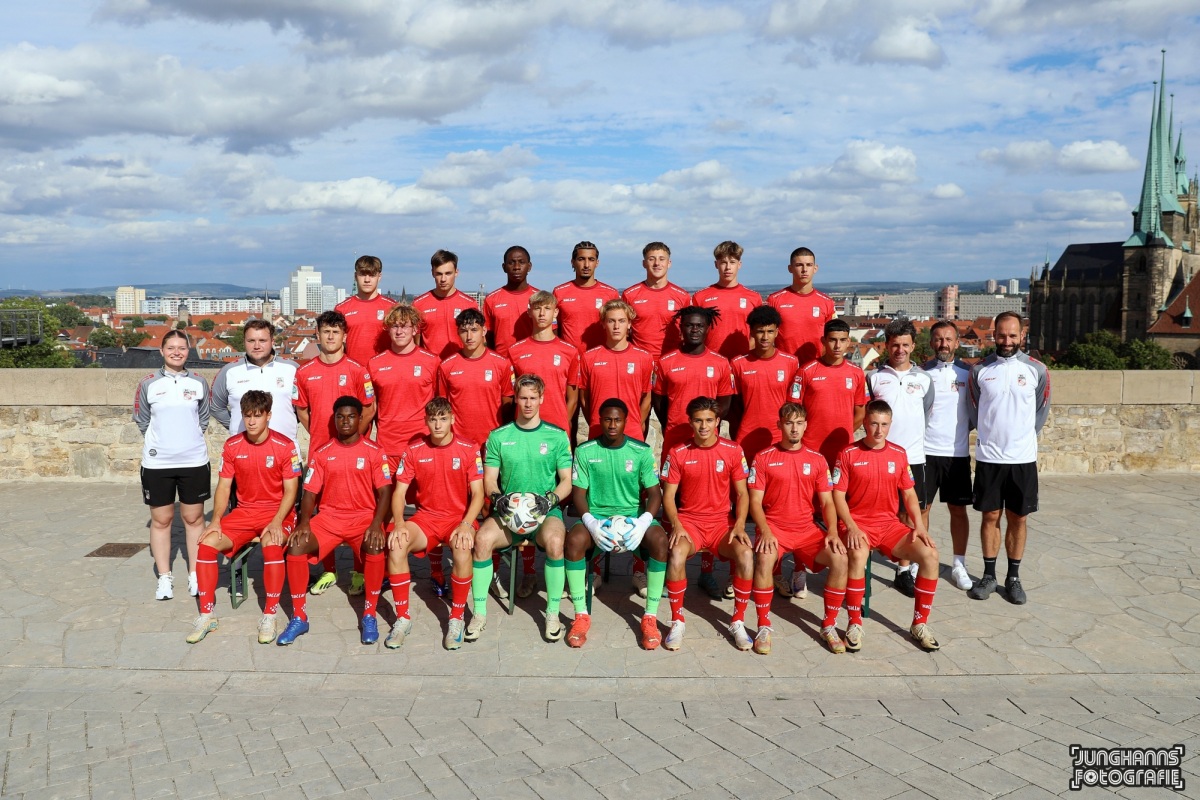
[429,577,448,598]
[276,617,309,646]
[360,615,379,645]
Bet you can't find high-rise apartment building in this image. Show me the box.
[115,286,146,315]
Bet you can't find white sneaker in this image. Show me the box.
[951,562,972,591]
[489,573,509,600]
[257,614,277,645]
[664,620,686,651]
[188,572,198,597]
[728,620,752,651]
[790,569,808,599]
[155,573,174,600]
[632,570,647,599]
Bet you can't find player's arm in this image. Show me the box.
[716,395,732,421]
[363,481,395,552]
[662,481,690,548]
[641,483,662,518]
[388,480,414,549]
[727,478,751,547]
[290,487,319,548]
[639,390,652,435]
[551,466,572,506]
[263,476,299,546]
[206,476,233,536]
[210,368,232,431]
[852,403,866,433]
[900,486,933,547]
[296,407,310,432]
[483,465,501,498]
[967,365,981,428]
[359,401,376,434]
[571,485,591,517]
[452,479,485,551]
[816,490,845,553]
[1034,362,1051,434]
[748,488,776,555]
[922,378,935,425]
[565,385,579,427]
[832,490,866,551]
[196,376,212,431]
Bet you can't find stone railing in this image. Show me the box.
[0,369,1197,479]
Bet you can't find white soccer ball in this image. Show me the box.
[600,515,637,553]
[502,492,544,535]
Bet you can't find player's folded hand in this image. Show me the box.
[490,492,512,518]
[825,533,846,555]
[669,526,692,549]
[583,513,615,552]
[755,528,777,554]
[624,512,654,552]
[387,526,408,550]
[533,491,557,516]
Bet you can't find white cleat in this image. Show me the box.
[664,620,686,651]
[950,562,972,591]
[155,573,174,601]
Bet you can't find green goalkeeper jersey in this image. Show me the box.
[484,421,572,496]
[571,436,659,519]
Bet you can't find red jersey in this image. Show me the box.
[412,289,479,360]
[652,349,735,451]
[292,356,374,454]
[436,349,514,450]
[574,344,654,440]
[508,337,578,431]
[767,287,836,365]
[622,281,692,359]
[832,440,914,529]
[484,285,538,357]
[304,437,391,515]
[218,432,303,512]
[797,359,868,467]
[663,438,749,526]
[730,352,802,458]
[553,280,620,352]
[336,295,394,368]
[748,445,830,534]
[395,436,483,520]
[368,347,440,455]
[692,283,762,360]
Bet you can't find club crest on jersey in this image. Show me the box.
[845,378,853,389]
[539,442,548,455]
[304,467,315,484]
[626,362,635,374]
[553,354,561,366]
[831,467,841,483]
[660,458,671,477]
[625,459,634,472]
[812,306,821,317]
[952,381,961,392]
[715,459,725,472]
[338,375,347,386]
[484,370,493,382]
[595,298,603,309]
[667,300,676,311]
[906,382,919,394]
[748,467,757,483]
[776,369,785,382]
[356,458,365,470]
[183,389,197,400]
[414,365,422,377]
[453,308,463,318]
[377,310,385,320]
[265,456,275,468]
[706,366,715,378]
[451,457,461,470]
[888,461,895,474]
[739,298,747,309]
[803,462,811,475]
[1017,374,1027,387]
[276,377,286,389]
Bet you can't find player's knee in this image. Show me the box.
[199,530,222,548]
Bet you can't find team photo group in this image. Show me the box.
[135,239,1050,657]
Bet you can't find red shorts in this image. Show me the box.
[403,512,477,558]
[762,519,826,572]
[218,507,296,553]
[840,518,911,561]
[674,513,733,555]
[307,511,375,561]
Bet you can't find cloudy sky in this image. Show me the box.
[2,1,1198,295]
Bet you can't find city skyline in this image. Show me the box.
[1,3,1197,292]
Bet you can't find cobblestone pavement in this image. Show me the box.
[0,475,1197,799]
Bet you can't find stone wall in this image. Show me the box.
[0,369,1197,479]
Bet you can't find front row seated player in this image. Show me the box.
[188,390,301,644]
[832,399,942,652]
[564,398,663,649]
[386,398,485,651]
[278,396,394,646]
[747,403,847,655]
[661,396,755,652]
[468,374,574,643]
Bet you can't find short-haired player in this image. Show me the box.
[622,242,692,360]
[484,245,539,358]
[564,399,665,649]
[832,400,942,652]
[436,307,515,452]
[468,375,574,643]
[767,247,836,365]
[413,249,480,360]
[386,398,485,650]
[797,318,867,469]
[335,255,394,368]
[691,240,762,360]
[747,404,847,655]
[278,397,394,646]
[187,390,301,645]
[661,397,755,651]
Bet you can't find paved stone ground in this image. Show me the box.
[0,475,1198,799]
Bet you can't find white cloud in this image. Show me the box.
[1034,189,1128,218]
[979,140,1057,172]
[787,140,919,188]
[1056,140,1139,173]
[247,176,453,215]
[861,19,945,67]
[419,145,539,190]
[932,183,965,198]
[974,0,1198,36]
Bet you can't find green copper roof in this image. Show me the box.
[1176,127,1189,195]
[1131,52,1185,243]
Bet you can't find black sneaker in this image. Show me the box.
[968,574,997,600]
[894,568,916,597]
[1004,577,1027,605]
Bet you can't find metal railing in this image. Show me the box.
[0,309,43,348]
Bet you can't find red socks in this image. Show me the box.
[700,552,714,574]
[522,548,536,575]
[429,545,446,584]
[845,576,865,626]
[822,585,846,628]
[666,578,687,622]
[450,575,471,620]
[286,554,310,621]
[389,573,411,620]
[913,575,937,626]
[730,576,752,623]
[196,543,219,615]
[362,552,385,616]
[752,586,773,629]
[261,545,285,616]
[633,556,646,574]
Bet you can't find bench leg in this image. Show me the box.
[229,544,259,611]
[863,557,872,619]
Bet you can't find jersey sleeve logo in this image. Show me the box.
[304,467,315,484]
[474,456,484,475]
[740,456,749,473]
[265,455,275,468]
[356,457,365,470]
[381,460,391,480]
[748,466,757,483]
[660,457,671,478]
[831,467,841,484]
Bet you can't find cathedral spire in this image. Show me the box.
[1127,51,1182,247]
